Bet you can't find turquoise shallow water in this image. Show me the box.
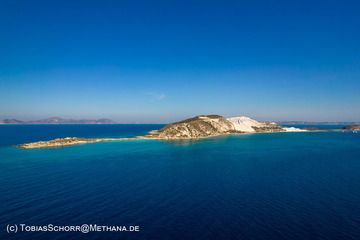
[1,125,360,240]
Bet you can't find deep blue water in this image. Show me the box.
[1,125,360,240]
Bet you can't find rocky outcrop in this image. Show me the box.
[146,115,236,139]
[344,125,360,131]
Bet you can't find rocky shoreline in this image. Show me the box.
[344,124,360,131]
[18,137,140,149]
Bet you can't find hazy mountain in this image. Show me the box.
[1,117,116,124]
[1,119,25,124]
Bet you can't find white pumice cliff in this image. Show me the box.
[226,116,284,133]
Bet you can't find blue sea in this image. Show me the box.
[1,124,360,240]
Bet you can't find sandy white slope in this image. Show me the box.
[226,116,265,132]
[227,116,306,133]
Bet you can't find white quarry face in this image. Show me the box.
[226,116,263,132]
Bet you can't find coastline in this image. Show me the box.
[18,129,344,149]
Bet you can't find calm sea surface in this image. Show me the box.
[1,124,360,240]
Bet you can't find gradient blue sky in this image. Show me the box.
[1,0,359,123]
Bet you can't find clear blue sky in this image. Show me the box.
[1,0,359,123]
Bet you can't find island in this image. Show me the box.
[18,115,308,149]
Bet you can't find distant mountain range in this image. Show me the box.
[1,117,357,125]
[0,117,116,124]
